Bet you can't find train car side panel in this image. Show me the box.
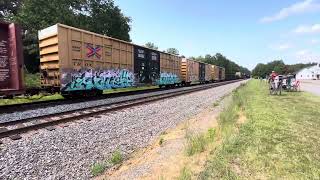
[220,67,226,81]
[159,53,181,85]
[0,22,25,96]
[199,62,205,83]
[39,24,60,90]
[181,58,199,84]
[213,65,220,81]
[134,46,160,85]
[39,24,135,93]
[205,64,212,82]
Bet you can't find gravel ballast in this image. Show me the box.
[0,81,245,179]
[0,83,231,124]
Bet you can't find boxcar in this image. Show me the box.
[219,67,226,81]
[211,65,220,82]
[159,52,181,86]
[181,58,197,84]
[0,22,24,97]
[38,24,182,96]
[133,45,182,87]
[204,63,213,83]
[181,58,209,84]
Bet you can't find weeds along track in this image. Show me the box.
[0,80,242,141]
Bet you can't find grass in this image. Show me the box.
[178,166,192,180]
[213,102,219,107]
[109,150,123,165]
[200,80,320,179]
[185,128,217,156]
[24,73,41,88]
[0,81,157,106]
[185,131,207,156]
[159,137,165,146]
[91,162,107,177]
[90,149,124,176]
[0,93,63,106]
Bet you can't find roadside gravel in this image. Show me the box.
[0,80,246,179]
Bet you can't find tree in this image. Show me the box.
[166,48,179,55]
[195,53,250,79]
[251,60,316,78]
[2,0,132,73]
[0,0,22,20]
[145,42,158,50]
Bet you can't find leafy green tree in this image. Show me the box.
[1,0,131,73]
[196,53,250,79]
[145,42,158,50]
[166,48,179,55]
[0,0,22,20]
[251,60,316,78]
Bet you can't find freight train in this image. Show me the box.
[0,23,226,98]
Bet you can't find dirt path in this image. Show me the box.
[96,95,231,180]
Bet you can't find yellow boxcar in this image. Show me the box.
[181,58,200,84]
[38,24,182,93]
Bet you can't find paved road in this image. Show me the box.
[300,80,320,96]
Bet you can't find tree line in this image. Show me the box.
[145,43,250,79]
[1,0,131,73]
[1,0,250,77]
[251,60,317,78]
[145,42,179,55]
[193,53,251,79]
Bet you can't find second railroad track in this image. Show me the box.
[0,80,242,141]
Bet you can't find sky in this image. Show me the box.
[115,0,320,70]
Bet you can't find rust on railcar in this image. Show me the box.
[0,22,24,96]
[181,58,200,84]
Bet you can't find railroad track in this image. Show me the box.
[0,80,242,141]
[0,87,166,114]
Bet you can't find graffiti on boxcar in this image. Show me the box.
[61,69,134,91]
[157,72,180,85]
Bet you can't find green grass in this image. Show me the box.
[0,84,157,106]
[24,73,41,88]
[178,166,192,180]
[185,128,216,156]
[109,150,123,165]
[90,149,123,176]
[200,80,320,179]
[91,162,107,176]
[159,137,165,146]
[0,93,63,106]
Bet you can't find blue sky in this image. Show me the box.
[115,0,320,69]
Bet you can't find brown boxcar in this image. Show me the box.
[204,63,213,82]
[219,67,226,81]
[159,52,182,86]
[38,24,182,94]
[181,58,200,84]
[212,65,220,81]
[0,22,24,97]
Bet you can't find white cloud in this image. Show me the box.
[295,49,320,62]
[270,43,293,51]
[260,0,320,23]
[310,39,319,44]
[293,24,320,33]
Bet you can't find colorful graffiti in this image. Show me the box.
[86,44,102,59]
[157,72,180,85]
[61,69,134,91]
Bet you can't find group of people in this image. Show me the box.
[267,70,299,92]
